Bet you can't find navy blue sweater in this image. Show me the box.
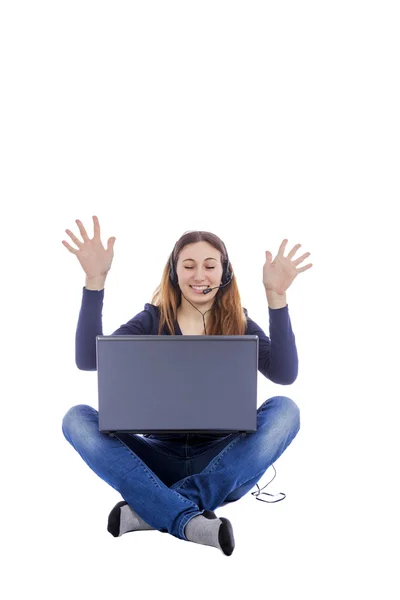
[75,287,298,385]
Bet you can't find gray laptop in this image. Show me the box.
[96,335,259,435]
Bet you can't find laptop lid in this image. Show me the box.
[96,335,259,434]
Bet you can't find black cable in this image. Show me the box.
[251,464,287,503]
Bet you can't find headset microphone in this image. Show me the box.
[202,278,232,294]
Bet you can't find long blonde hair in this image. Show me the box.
[150,231,248,336]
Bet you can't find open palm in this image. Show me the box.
[263,239,313,295]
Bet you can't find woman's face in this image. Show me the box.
[176,241,223,298]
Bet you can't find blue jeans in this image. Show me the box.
[62,395,300,541]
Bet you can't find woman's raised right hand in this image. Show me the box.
[62,215,116,279]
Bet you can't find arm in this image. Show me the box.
[246,288,297,384]
[75,285,105,370]
[75,282,149,370]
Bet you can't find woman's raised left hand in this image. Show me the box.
[263,239,313,295]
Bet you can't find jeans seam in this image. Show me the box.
[177,433,243,491]
[114,435,166,491]
[116,435,198,512]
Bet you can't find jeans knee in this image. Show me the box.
[260,395,300,435]
[62,404,95,439]
[279,396,301,434]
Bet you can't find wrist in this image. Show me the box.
[85,275,107,291]
[264,287,287,309]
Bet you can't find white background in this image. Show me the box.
[1,1,398,598]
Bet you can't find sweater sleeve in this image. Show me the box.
[75,288,150,371]
[246,305,298,384]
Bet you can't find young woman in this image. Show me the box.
[62,216,312,556]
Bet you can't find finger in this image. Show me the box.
[296,263,313,273]
[65,228,83,248]
[293,252,311,265]
[278,239,289,255]
[62,240,78,254]
[92,215,100,238]
[287,244,303,260]
[75,219,90,242]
